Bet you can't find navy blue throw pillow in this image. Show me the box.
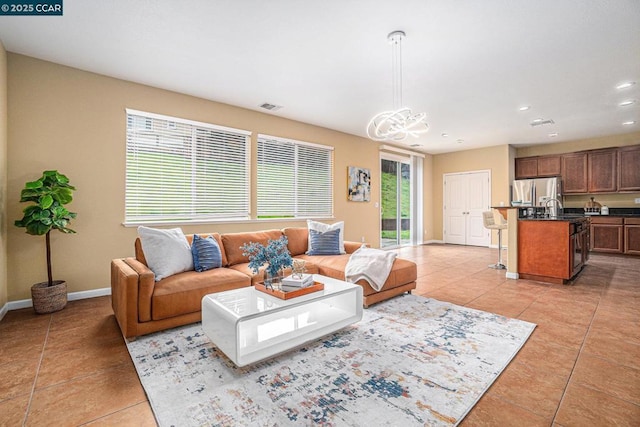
[306,228,341,255]
[191,235,222,272]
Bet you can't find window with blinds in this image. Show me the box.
[125,109,251,224]
[257,135,334,219]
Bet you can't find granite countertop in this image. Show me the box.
[516,207,640,221]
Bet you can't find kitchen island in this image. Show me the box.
[517,215,590,284]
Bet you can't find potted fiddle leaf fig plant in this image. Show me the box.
[14,170,77,314]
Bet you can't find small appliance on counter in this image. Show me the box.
[584,197,602,215]
[601,205,609,215]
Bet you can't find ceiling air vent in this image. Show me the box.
[530,118,555,127]
[259,103,283,112]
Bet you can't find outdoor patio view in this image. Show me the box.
[381,158,411,248]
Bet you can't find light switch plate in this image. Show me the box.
[636,198,640,204]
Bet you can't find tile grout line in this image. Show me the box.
[22,313,53,427]
[549,281,605,425]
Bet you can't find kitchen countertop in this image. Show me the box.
[514,207,640,221]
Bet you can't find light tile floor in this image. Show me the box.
[1,244,638,426]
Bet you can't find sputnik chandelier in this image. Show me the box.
[367,30,429,142]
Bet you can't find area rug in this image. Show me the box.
[127,295,535,426]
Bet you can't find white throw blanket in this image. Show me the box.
[345,246,397,292]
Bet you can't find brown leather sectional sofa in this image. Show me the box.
[111,227,417,338]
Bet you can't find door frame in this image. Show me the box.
[379,150,423,249]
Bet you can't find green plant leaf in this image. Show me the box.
[25,221,50,235]
[52,188,73,204]
[40,194,54,209]
[25,180,43,190]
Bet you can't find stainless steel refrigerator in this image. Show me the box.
[512,177,562,216]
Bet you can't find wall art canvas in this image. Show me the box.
[348,166,371,202]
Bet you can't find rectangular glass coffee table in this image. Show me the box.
[202,274,363,367]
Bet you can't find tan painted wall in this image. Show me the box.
[7,54,432,301]
[0,42,7,310]
[515,132,640,208]
[431,144,511,243]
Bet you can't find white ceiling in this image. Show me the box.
[1,0,639,154]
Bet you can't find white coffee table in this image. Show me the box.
[201,274,363,367]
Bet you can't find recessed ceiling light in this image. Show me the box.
[518,106,530,111]
[549,132,558,137]
[441,132,449,137]
[456,139,464,144]
[622,121,636,126]
[409,143,423,147]
[530,118,555,127]
[619,100,636,107]
[616,82,636,90]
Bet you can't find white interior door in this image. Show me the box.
[444,171,491,246]
[444,174,467,245]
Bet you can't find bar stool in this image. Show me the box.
[482,210,507,270]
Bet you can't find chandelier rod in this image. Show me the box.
[390,31,405,110]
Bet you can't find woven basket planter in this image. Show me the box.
[31,280,67,314]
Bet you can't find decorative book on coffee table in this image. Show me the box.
[282,273,314,288]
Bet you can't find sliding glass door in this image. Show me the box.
[381,157,411,248]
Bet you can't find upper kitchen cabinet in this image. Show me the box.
[588,148,617,193]
[618,145,640,192]
[537,155,562,177]
[520,144,639,194]
[515,155,561,179]
[562,152,588,193]
[515,157,538,179]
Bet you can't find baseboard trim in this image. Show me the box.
[506,272,519,280]
[424,239,445,244]
[0,303,8,321]
[4,287,111,312]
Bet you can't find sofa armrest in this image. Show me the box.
[344,241,366,254]
[123,257,155,323]
[111,258,142,338]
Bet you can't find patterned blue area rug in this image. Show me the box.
[127,294,535,426]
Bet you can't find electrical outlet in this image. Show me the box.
[635,198,640,204]
[361,236,365,243]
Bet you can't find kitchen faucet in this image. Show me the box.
[544,197,563,217]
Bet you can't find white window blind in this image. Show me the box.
[125,109,251,224]
[257,135,334,219]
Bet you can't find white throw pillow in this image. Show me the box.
[307,220,345,254]
[138,226,194,281]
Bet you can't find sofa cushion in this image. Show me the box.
[307,220,345,254]
[151,268,251,321]
[282,227,308,256]
[137,226,194,281]
[191,234,223,272]
[135,232,228,268]
[307,228,341,255]
[221,229,284,266]
[295,254,417,296]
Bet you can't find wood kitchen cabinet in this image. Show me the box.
[618,145,640,191]
[562,152,588,193]
[515,157,538,179]
[588,149,617,193]
[624,218,640,255]
[537,155,562,177]
[590,217,624,253]
[518,218,589,284]
[515,155,561,179]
